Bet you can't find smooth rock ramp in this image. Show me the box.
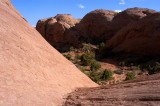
[0,0,97,106]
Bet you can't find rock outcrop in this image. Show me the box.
[36,7,159,56]
[36,14,80,51]
[111,8,156,33]
[75,8,156,43]
[0,0,97,106]
[76,9,117,43]
[64,73,160,106]
[107,12,160,56]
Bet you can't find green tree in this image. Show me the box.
[80,52,95,66]
[125,72,135,80]
[90,60,101,71]
[101,69,113,80]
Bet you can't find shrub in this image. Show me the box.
[82,43,93,52]
[101,69,113,80]
[125,72,135,80]
[90,60,101,71]
[79,66,86,72]
[147,64,160,74]
[89,71,101,83]
[80,52,95,66]
[139,62,160,74]
[76,54,81,60]
[63,54,72,60]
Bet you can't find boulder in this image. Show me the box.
[76,9,117,43]
[36,18,48,36]
[111,7,156,36]
[107,12,160,56]
[0,0,97,106]
[36,14,80,51]
[54,14,79,26]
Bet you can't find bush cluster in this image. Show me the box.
[125,72,135,80]
[80,52,95,66]
[90,60,101,71]
[101,69,113,80]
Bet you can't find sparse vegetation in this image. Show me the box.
[79,66,87,72]
[76,54,81,60]
[125,72,135,80]
[89,71,101,83]
[80,52,95,66]
[90,60,101,71]
[82,43,93,52]
[62,42,160,85]
[147,63,160,74]
[63,54,72,60]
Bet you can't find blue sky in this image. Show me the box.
[11,0,160,26]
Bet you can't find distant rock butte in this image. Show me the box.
[0,0,97,106]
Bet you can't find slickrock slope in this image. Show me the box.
[64,73,160,106]
[107,12,160,56]
[0,0,97,106]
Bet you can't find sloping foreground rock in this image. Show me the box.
[0,0,97,106]
[64,73,160,106]
[107,12,160,56]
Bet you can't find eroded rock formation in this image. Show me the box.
[76,9,117,43]
[36,14,81,51]
[36,7,159,56]
[111,8,156,35]
[107,12,160,56]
